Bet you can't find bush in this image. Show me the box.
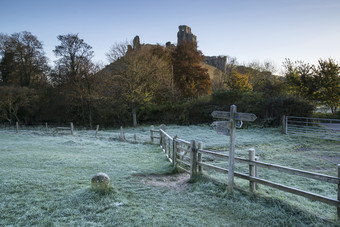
[211,90,242,106]
[139,93,316,127]
[263,96,315,117]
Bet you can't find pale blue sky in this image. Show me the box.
[1,0,340,72]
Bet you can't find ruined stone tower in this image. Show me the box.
[177,25,228,71]
[177,25,197,48]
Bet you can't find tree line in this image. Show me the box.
[0,31,339,127]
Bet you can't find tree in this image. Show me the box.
[211,57,237,92]
[105,41,129,63]
[0,31,49,87]
[315,59,340,113]
[53,33,94,84]
[235,61,283,96]
[283,58,340,114]
[247,60,277,74]
[225,70,252,92]
[283,59,317,99]
[172,41,211,98]
[103,42,171,127]
[0,86,35,123]
[52,34,98,128]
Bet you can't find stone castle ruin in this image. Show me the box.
[204,55,228,72]
[177,25,197,48]
[127,25,228,72]
[176,25,228,72]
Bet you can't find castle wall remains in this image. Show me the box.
[204,56,228,72]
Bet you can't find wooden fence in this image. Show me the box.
[7,123,142,143]
[282,115,340,141]
[10,122,75,135]
[55,122,74,135]
[150,125,340,220]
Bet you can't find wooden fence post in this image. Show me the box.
[282,115,286,134]
[160,124,166,146]
[228,105,237,189]
[255,156,259,190]
[337,164,340,221]
[150,125,154,143]
[70,122,74,135]
[165,137,168,154]
[190,140,197,178]
[95,125,99,138]
[16,122,19,133]
[173,135,178,167]
[168,138,170,156]
[249,148,256,192]
[120,126,126,141]
[45,122,48,133]
[160,130,163,146]
[285,116,288,135]
[198,142,203,173]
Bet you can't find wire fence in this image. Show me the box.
[284,116,340,141]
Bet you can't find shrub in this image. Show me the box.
[139,92,315,127]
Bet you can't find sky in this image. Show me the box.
[1,0,340,73]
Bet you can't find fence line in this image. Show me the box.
[283,115,340,141]
[151,125,340,220]
[6,122,141,143]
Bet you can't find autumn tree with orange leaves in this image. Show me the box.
[172,41,211,98]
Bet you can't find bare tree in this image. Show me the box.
[105,41,129,63]
[247,60,277,74]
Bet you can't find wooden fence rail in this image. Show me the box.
[150,125,340,220]
[55,122,74,135]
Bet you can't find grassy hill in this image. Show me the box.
[201,62,224,80]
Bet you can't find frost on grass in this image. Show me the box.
[0,126,338,225]
[135,173,190,191]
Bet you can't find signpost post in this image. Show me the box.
[211,105,257,190]
[228,105,237,188]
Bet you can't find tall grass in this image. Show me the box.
[0,126,338,226]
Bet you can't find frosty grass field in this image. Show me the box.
[0,124,339,226]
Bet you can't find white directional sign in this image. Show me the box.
[211,121,230,136]
[211,111,257,122]
[211,111,231,119]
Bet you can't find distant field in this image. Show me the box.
[0,125,339,226]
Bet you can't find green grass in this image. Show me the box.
[0,126,339,226]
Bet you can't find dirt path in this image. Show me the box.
[135,173,190,191]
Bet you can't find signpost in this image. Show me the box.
[211,111,257,122]
[211,105,257,189]
[210,121,230,136]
